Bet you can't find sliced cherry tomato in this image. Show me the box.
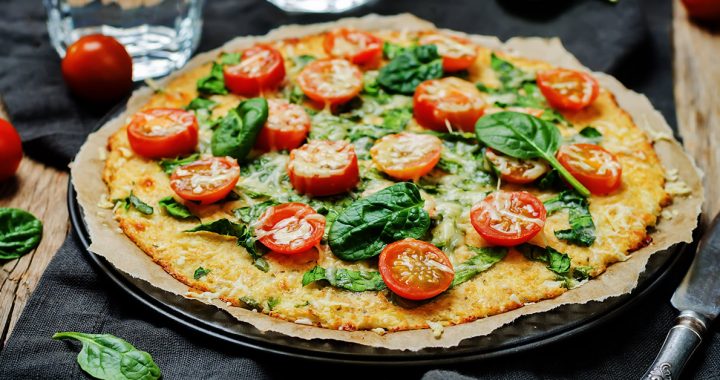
[61,34,133,104]
[413,77,485,132]
[256,203,325,255]
[0,118,22,181]
[126,108,199,159]
[485,148,549,185]
[419,33,478,72]
[170,156,240,205]
[556,143,622,195]
[287,140,359,196]
[297,59,363,106]
[223,45,286,96]
[370,133,442,180]
[323,28,383,66]
[255,99,310,152]
[536,68,599,111]
[470,191,546,247]
[378,238,455,301]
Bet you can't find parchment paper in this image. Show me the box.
[70,14,704,351]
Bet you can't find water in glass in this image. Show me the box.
[266,0,376,13]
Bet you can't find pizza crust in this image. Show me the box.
[71,14,703,350]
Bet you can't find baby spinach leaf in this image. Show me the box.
[309,113,353,141]
[0,208,43,260]
[451,246,507,287]
[158,153,200,175]
[193,267,210,280]
[211,97,269,161]
[120,192,153,215]
[158,196,196,220]
[570,126,603,144]
[185,97,217,111]
[291,54,315,69]
[284,85,307,105]
[219,52,241,65]
[233,200,278,224]
[328,182,430,261]
[490,53,535,90]
[544,190,596,246]
[186,218,269,272]
[266,297,280,311]
[377,44,443,94]
[196,52,241,96]
[302,266,387,292]
[382,41,407,60]
[475,111,590,196]
[239,296,261,310]
[53,332,161,380]
[519,244,571,276]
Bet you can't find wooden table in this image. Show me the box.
[0,0,718,346]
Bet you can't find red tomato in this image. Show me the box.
[255,99,310,152]
[126,108,198,159]
[0,119,22,181]
[486,106,545,118]
[378,238,455,300]
[485,148,549,185]
[682,0,720,20]
[419,33,478,72]
[223,45,286,96]
[256,203,325,254]
[323,28,383,66]
[170,157,240,204]
[556,143,622,195]
[536,68,599,111]
[287,140,359,196]
[297,59,363,106]
[470,191,546,247]
[61,34,133,104]
[370,133,442,180]
[413,77,485,132]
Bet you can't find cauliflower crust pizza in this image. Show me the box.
[100,19,683,335]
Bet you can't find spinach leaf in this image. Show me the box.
[185,218,269,272]
[233,200,278,224]
[158,196,196,220]
[309,113,353,141]
[185,97,217,111]
[119,192,153,215]
[382,41,406,60]
[361,72,391,104]
[0,208,43,260]
[537,169,562,190]
[211,97,269,161]
[377,44,443,94]
[53,332,161,380]
[346,108,410,142]
[519,244,571,276]
[451,246,507,287]
[266,297,280,311]
[475,111,590,196]
[158,153,200,175]
[544,190,596,246]
[193,267,210,280]
[328,182,430,261]
[291,54,315,69]
[491,53,535,90]
[284,85,306,105]
[239,296,261,310]
[302,266,387,292]
[196,52,241,96]
[571,126,603,144]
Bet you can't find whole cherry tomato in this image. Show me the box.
[0,119,22,181]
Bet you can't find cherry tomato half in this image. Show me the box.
[61,34,133,104]
[419,33,478,72]
[682,0,720,20]
[470,191,546,247]
[223,45,286,97]
[170,156,240,205]
[323,28,383,66]
[413,77,485,132]
[536,68,599,111]
[287,140,359,197]
[126,108,199,159]
[378,238,455,301]
[485,148,549,185]
[297,59,363,106]
[255,99,310,152]
[485,106,545,118]
[0,119,22,181]
[556,143,622,195]
[370,133,442,181]
[256,203,325,255]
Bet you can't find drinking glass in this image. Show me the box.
[44,0,205,80]
[266,0,376,13]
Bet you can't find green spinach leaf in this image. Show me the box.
[302,266,387,292]
[186,218,269,272]
[158,196,196,220]
[328,182,430,261]
[196,52,241,96]
[266,297,280,311]
[185,97,217,111]
[451,246,507,287]
[239,296,261,310]
[119,192,153,215]
[570,126,603,144]
[211,97,269,161]
[0,208,43,260]
[519,244,571,276]
[193,267,210,280]
[377,45,443,94]
[544,190,596,246]
[158,153,200,175]
[233,200,278,224]
[53,332,161,380]
[491,53,535,90]
[475,111,590,196]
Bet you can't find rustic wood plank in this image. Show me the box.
[673,0,720,227]
[0,102,70,346]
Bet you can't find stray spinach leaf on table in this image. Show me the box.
[53,332,161,380]
[196,52,241,95]
[451,246,507,287]
[0,208,43,260]
[158,196,196,220]
[377,44,443,94]
[544,190,596,246]
[211,97,269,161]
[186,218,269,272]
[302,266,387,292]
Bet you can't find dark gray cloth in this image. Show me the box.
[3,0,718,378]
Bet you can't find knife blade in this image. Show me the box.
[642,211,720,379]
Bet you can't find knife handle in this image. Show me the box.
[641,310,709,379]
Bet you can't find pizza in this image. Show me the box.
[96,19,688,336]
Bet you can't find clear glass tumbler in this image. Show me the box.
[45,0,205,80]
[266,0,377,13]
